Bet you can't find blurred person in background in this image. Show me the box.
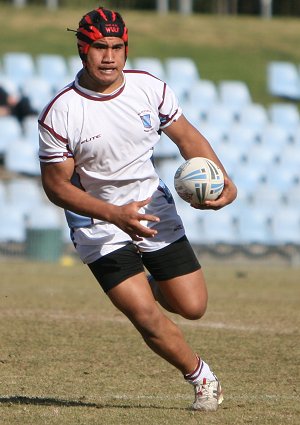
[0,84,36,124]
[38,5,237,411]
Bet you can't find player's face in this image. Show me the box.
[83,37,126,93]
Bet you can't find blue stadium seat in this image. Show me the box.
[27,204,63,229]
[0,75,20,97]
[22,77,53,112]
[268,103,300,137]
[0,116,22,155]
[197,123,225,150]
[165,57,200,102]
[271,207,300,245]
[175,197,203,245]
[22,115,39,141]
[232,163,267,203]
[227,123,259,155]
[260,122,291,148]
[153,132,180,160]
[213,140,245,177]
[155,157,183,190]
[0,203,26,243]
[245,142,281,170]
[267,61,300,100]
[266,162,300,194]
[238,103,269,134]
[285,184,300,207]
[7,178,45,216]
[0,181,6,205]
[187,80,218,119]
[218,80,252,118]
[133,57,166,80]
[237,205,273,245]
[2,52,36,88]
[279,144,300,169]
[248,181,284,208]
[36,54,69,90]
[205,104,236,138]
[68,55,83,76]
[4,136,41,176]
[199,206,239,245]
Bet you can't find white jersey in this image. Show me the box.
[39,70,185,263]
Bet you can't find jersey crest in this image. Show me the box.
[139,111,152,131]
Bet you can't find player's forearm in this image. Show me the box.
[179,137,229,178]
[43,180,117,223]
[165,115,229,178]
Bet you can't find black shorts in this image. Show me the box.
[88,235,201,293]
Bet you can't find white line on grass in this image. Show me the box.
[0,308,296,335]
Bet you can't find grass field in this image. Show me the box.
[1,5,300,105]
[0,5,300,424]
[0,260,299,424]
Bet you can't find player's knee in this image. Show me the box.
[130,303,163,337]
[180,298,207,320]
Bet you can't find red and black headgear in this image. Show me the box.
[76,6,128,64]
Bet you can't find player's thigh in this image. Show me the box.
[107,272,165,333]
[158,268,208,320]
[142,236,207,319]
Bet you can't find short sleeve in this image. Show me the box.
[38,107,73,163]
[158,83,182,129]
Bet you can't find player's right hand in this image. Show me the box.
[112,198,160,241]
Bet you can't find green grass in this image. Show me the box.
[0,261,299,424]
[1,6,300,105]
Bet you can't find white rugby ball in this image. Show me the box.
[174,157,224,205]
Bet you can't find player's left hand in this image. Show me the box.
[191,176,237,210]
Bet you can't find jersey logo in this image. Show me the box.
[80,134,101,145]
[139,111,153,131]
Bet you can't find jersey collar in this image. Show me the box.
[73,70,126,100]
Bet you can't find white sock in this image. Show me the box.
[184,355,216,385]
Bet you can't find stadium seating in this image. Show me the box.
[153,132,180,160]
[260,122,291,148]
[1,52,300,251]
[0,75,19,98]
[268,102,300,131]
[0,180,6,205]
[174,197,203,245]
[227,123,260,154]
[187,79,218,119]
[133,57,166,80]
[248,181,284,209]
[7,178,45,216]
[165,57,200,102]
[36,53,69,91]
[205,104,236,138]
[2,52,35,88]
[238,205,273,245]
[22,77,53,113]
[267,61,300,100]
[238,103,269,134]
[199,206,239,245]
[218,80,252,118]
[0,203,26,243]
[68,55,83,76]
[271,207,300,244]
[4,136,41,176]
[22,115,39,141]
[27,204,63,229]
[0,116,22,156]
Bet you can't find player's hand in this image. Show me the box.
[191,177,237,210]
[112,198,160,241]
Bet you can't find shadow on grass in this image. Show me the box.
[0,396,186,411]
